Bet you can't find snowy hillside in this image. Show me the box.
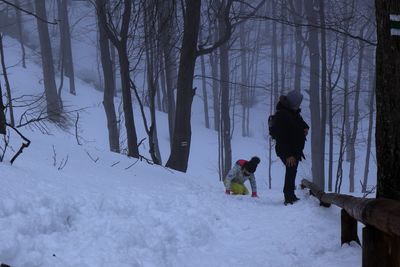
[0,35,365,267]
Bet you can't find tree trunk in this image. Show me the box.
[280,6,286,95]
[14,0,26,68]
[96,0,120,153]
[304,0,323,189]
[375,0,400,200]
[199,29,210,129]
[219,19,232,178]
[0,34,15,127]
[34,0,62,122]
[348,29,365,192]
[98,0,139,158]
[363,67,375,193]
[159,0,177,146]
[210,48,220,131]
[319,0,327,190]
[239,10,248,137]
[143,0,162,164]
[58,0,76,95]
[291,0,303,92]
[271,0,279,103]
[166,0,201,172]
[0,84,6,135]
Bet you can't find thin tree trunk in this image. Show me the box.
[0,83,6,135]
[363,67,375,193]
[0,34,15,127]
[159,0,177,146]
[199,30,210,129]
[58,0,76,95]
[239,11,248,137]
[272,0,279,102]
[305,0,323,189]
[96,0,120,153]
[143,0,162,164]
[335,88,348,194]
[280,6,286,95]
[34,0,62,122]
[290,0,303,92]
[98,0,139,158]
[319,0,327,189]
[210,48,220,131]
[348,29,365,192]
[14,0,26,68]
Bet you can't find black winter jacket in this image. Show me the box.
[274,96,309,161]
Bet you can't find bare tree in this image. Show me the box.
[14,0,26,68]
[0,83,6,135]
[363,62,375,193]
[218,0,232,177]
[304,0,323,189]
[96,0,139,158]
[158,0,178,146]
[34,0,62,122]
[95,0,119,153]
[57,0,76,95]
[0,34,14,127]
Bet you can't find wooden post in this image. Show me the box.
[341,209,360,245]
[363,226,400,267]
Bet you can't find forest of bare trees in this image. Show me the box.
[0,0,399,201]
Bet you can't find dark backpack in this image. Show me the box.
[268,113,278,140]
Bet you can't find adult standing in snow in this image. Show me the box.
[274,90,309,205]
[224,156,260,197]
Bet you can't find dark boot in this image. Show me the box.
[284,194,293,205]
[292,195,300,202]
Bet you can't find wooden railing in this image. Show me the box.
[301,179,400,267]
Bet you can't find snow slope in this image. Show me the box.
[0,37,363,267]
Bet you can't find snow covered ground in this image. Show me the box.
[0,36,364,266]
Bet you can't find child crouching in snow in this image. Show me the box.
[224,156,260,197]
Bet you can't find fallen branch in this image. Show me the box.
[6,123,31,165]
[75,112,81,145]
[85,150,99,163]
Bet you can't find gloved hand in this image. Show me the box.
[225,189,231,195]
[251,192,258,198]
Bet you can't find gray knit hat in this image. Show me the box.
[286,90,303,110]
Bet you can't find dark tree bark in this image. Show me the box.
[210,46,220,131]
[289,0,303,92]
[165,0,201,172]
[218,8,232,178]
[0,34,14,127]
[239,8,248,137]
[348,28,365,192]
[199,29,210,129]
[271,0,279,103]
[363,66,375,193]
[14,0,26,68]
[143,0,162,164]
[97,0,139,158]
[34,0,62,122]
[304,0,323,189]
[319,0,327,190]
[159,0,177,145]
[0,83,6,135]
[375,0,400,200]
[96,0,119,153]
[58,0,76,95]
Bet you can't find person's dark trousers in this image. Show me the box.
[280,157,299,201]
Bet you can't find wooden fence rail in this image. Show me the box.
[301,179,400,267]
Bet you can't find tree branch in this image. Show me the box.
[0,0,58,25]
